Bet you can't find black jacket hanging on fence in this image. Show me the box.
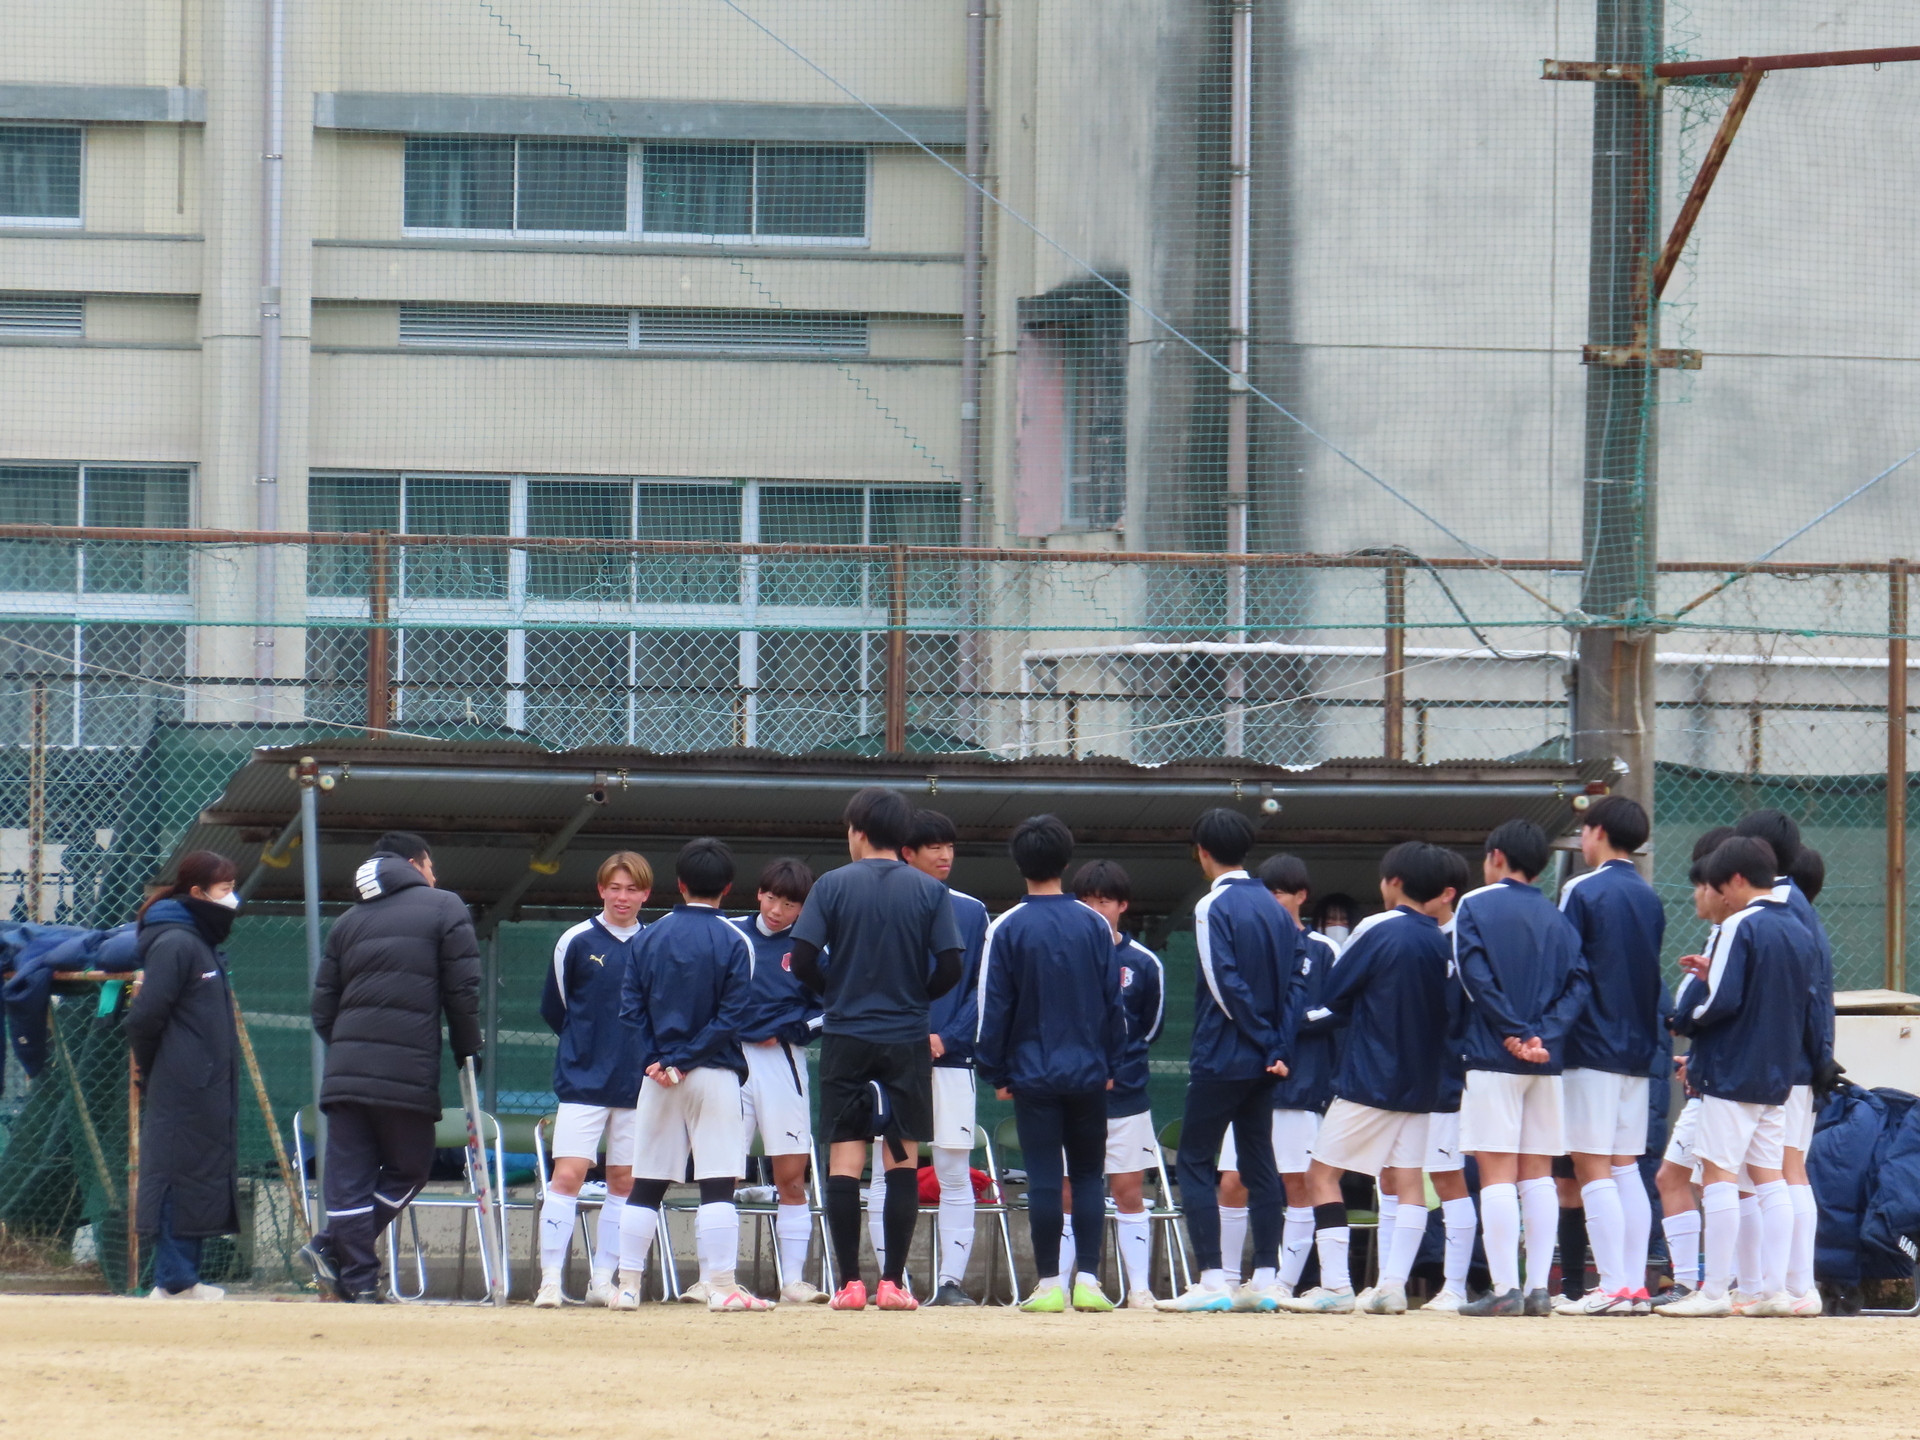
[311,855,483,1119]
[124,899,240,1240]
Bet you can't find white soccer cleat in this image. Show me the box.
[780,1280,830,1305]
[1278,1286,1355,1314]
[1230,1283,1283,1313]
[1125,1289,1158,1310]
[677,1280,710,1305]
[610,1269,644,1311]
[1573,1290,1624,1316]
[1154,1283,1235,1313]
[584,1275,616,1307]
[1551,1294,1585,1316]
[1360,1281,1407,1315]
[1422,1287,1468,1314]
[147,1283,225,1301]
[533,1274,563,1309]
[1788,1290,1823,1317]
[1727,1289,1760,1316]
[708,1283,776,1312]
[1744,1291,1794,1318]
[1655,1288,1732,1318]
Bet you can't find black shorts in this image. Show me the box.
[817,1033,934,1145]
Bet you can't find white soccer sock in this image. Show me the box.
[1611,1164,1653,1294]
[1314,1225,1351,1292]
[1480,1182,1521,1293]
[776,1203,812,1287]
[932,1147,976,1286]
[1441,1196,1477,1293]
[1579,1178,1625,1294]
[1663,1209,1702,1289]
[1058,1230,1077,1288]
[1787,1183,1818,1297]
[1377,1194,1400,1231]
[1756,1179,1792,1296]
[1736,1193,1763,1293]
[1379,1202,1429,1287]
[619,1202,661,1283]
[1701,1181,1740,1298]
[695,1201,739,1286]
[1116,1210,1153,1293]
[1217,1205,1249,1286]
[1249,1265,1277,1290]
[595,1197,625,1280]
[1518,1176,1558,1295]
[1280,1206,1316,1289]
[538,1192,579,1275]
[865,1167,887,1273]
[1198,1267,1229,1292]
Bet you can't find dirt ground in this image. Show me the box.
[2,1295,1917,1440]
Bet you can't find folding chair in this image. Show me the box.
[1146,1115,1192,1295]
[532,1112,684,1302]
[881,1132,1021,1304]
[729,1133,832,1298]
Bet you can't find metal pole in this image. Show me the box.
[253,0,287,712]
[1383,563,1406,760]
[1889,558,1908,993]
[885,544,909,753]
[483,931,500,1115]
[1222,0,1253,760]
[297,757,327,1214]
[27,676,46,921]
[367,529,391,731]
[1573,0,1663,836]
[956,0,987,722]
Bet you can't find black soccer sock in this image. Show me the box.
[882,1166,919,1284]
[826,1175,863,1286]
[1558,1205,1588,1299]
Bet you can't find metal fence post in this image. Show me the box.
[1383,563,1406,760]
[885,544,909,753]
[27,676,46,921]
[297,756,328,1219]
[367,528,391,732]
[1889,558,1908,992]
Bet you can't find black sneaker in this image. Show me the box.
[1649,1284,1694,1308]
[927,1280,976,1307]
[297,1237,341,1300]
[1457,1287,1525,1317]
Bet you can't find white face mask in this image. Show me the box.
[211,890,242,910]
[1323,924,1350,944]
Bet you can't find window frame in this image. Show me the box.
[0,123,85,229]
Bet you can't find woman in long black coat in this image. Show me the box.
[124,849,242,1300]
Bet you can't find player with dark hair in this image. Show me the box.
[1157,808,1304,1312]
[1452,818,1590,1317]
[1788,845,1825,904]
[1554,796,1667,1315]
[1072,859,1165,1306]
[791,788,964,1312]
[977,815,1127,1312]
[1279,844,1455,1314]
[730,857,828,1305]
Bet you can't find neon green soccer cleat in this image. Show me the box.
[1020,1283,1067,1313]
[1072,1281,1115,1312]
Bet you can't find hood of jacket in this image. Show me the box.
[353,853,428,900]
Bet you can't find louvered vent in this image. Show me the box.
[0,293,83,337]
[398,303,868,355]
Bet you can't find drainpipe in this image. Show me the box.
[1223,0,1253,756]
[957,0,988,716]
[254,0,286,714]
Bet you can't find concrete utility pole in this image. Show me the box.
[1574,0,1663,823]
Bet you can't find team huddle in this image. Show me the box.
[413,786,1838,1317]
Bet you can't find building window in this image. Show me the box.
[643,144,865,241]
[397,303,868,355]
[0,126,82,226]
[0,466,190,594]
[1014,280,1129,535]
[0,293,84,337]
[403,135,627,234]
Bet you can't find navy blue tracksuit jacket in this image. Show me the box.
[1108,935,1165,1119]
[927,889,991,1067]
[1671,897,1821,1105]
[728,915,823,1047]
[1557,858,1668,1076]
[1453,876,1591,1075]
[1307,906,1456,1113]
[540,916,647,1107]
[1271,929,1342,1113]
[975,893,1126,1096]
[1190,871,1307,1081]
[619,904,753,1080]
[1774,877,1835,1073]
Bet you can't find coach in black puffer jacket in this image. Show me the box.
[304,832,481,1301]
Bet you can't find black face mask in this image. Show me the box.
[182,896,238,947]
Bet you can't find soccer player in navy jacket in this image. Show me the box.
[533,852,651,1309]
[618,838,768,1312]
[1156,808,1305,1312]
[1074,859,1165,1307]
[1555,796,1668,1315]
[729,858,826,1304]
[1660,836,1821,1318]
[975,815,1127,1313]
[1452,818,1591,1317]
[1280,842,1457,1315]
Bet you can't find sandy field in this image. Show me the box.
[1,1295,1916,1440]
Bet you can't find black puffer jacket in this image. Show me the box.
[312,855,482,1117]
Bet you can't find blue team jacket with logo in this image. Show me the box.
[1307,906,1455,1114]
[1558,859,1669,1076]
[728,915,825,1047]
[1108,935,1165,1118]
[1671,897,1820,1105]
[926,890,991,1068]
[539,916,647,1107]
[1271,929,1342,1114]
[1189,872,1306,1081]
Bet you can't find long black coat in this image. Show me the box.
[312,855,482,1118]
[124,902,239,1239]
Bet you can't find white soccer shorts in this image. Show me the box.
[1424,1110,1465,1173]
[740,1040,813,1158]
[1693,1094,1787,1175]
[1217,1107,1320,1174]
[1783,1084,1815,1153]
[1105,1110,1161,1175]
[550,1101,638,1166]
[931,1065,978,1151]
[1562,1068,1650,1157]
[1664,1096,1700,1169]
[630,1067,745,1182]
[1460,1070,1566,1156]
[1310,1098,1428,1175]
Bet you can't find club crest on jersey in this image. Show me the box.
[781,951,793,972]
[1120,965,1134,988]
